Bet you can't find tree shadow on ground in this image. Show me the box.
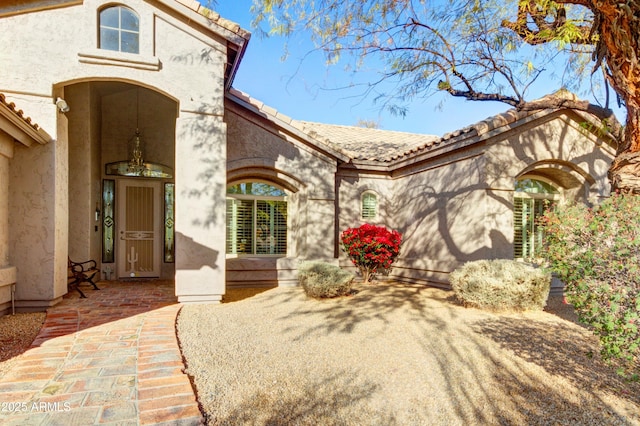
[208,373,397,426]
[182,283,640,425]
[271,282,455,339]
[470,317,640,404]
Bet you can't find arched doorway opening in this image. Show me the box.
[64,81,178,280]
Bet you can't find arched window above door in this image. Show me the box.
[99,5,140,54]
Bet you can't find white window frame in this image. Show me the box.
[361,191,378,220]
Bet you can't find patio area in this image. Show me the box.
[0,280,201,425]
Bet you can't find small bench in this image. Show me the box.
[68,257,100,298]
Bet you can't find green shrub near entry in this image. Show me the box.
[539,194,640,375]
[449,259,551,312]
[298,261,355,298]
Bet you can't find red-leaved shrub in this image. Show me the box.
[340,224,402,283]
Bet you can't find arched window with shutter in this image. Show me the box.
[361,191,378,220]
[513,178,560,260]
[226,182,288,256]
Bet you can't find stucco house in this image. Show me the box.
[0,0,617,315]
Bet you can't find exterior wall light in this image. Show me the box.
[55,97,70,113]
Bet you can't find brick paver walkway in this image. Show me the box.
[0,281,203,425]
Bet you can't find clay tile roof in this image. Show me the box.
[0,93,52,145]
[295,121,440,162]
[174,0,251,41]
[0,93,40,132]
[226,88,350,161]
[228,87,609,165]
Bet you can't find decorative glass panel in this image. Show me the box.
[105,161,173,178]
[102,180,115,263]
[164,183,175,263]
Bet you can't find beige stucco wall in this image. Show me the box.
[174,113,226,301]
[482,111,615,262]
[67,83,102,264]
[336,112,614,287]
[0,0,233,304]
[225,103,339,287]
[337,149,488,286]
[0,136,12,268]
[9,123,67,307]
[485,111,614,197]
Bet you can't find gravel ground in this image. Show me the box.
[0,312,46,377]
[177,283,640,426]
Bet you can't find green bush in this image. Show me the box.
[298,261,355,298]
[539,194,640,373]
[449,259,551,312]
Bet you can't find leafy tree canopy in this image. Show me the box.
[251,0,640,192]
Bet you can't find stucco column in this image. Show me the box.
[174,112,227,303]
[10,104,67,309]
[0,135,12,267]
[0,135,17,310]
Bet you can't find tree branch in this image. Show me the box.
[502,0,593,45]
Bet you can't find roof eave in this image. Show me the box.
[226,91,351,162]
[224,39,249,92]
[162,1,251,91]
[0,102,52,146]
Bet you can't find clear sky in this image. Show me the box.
[212,0,624,137]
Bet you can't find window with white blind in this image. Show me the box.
[361,191,378,219]
[513,178,559,260]
[226,183,287,256]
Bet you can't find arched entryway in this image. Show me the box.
[64,81,178,281]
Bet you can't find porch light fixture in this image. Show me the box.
[127,88,145,176]
[104,86,173,179]
[55,97,70,113]
[127,128,145,176]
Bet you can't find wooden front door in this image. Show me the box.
[117,179,161,278]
